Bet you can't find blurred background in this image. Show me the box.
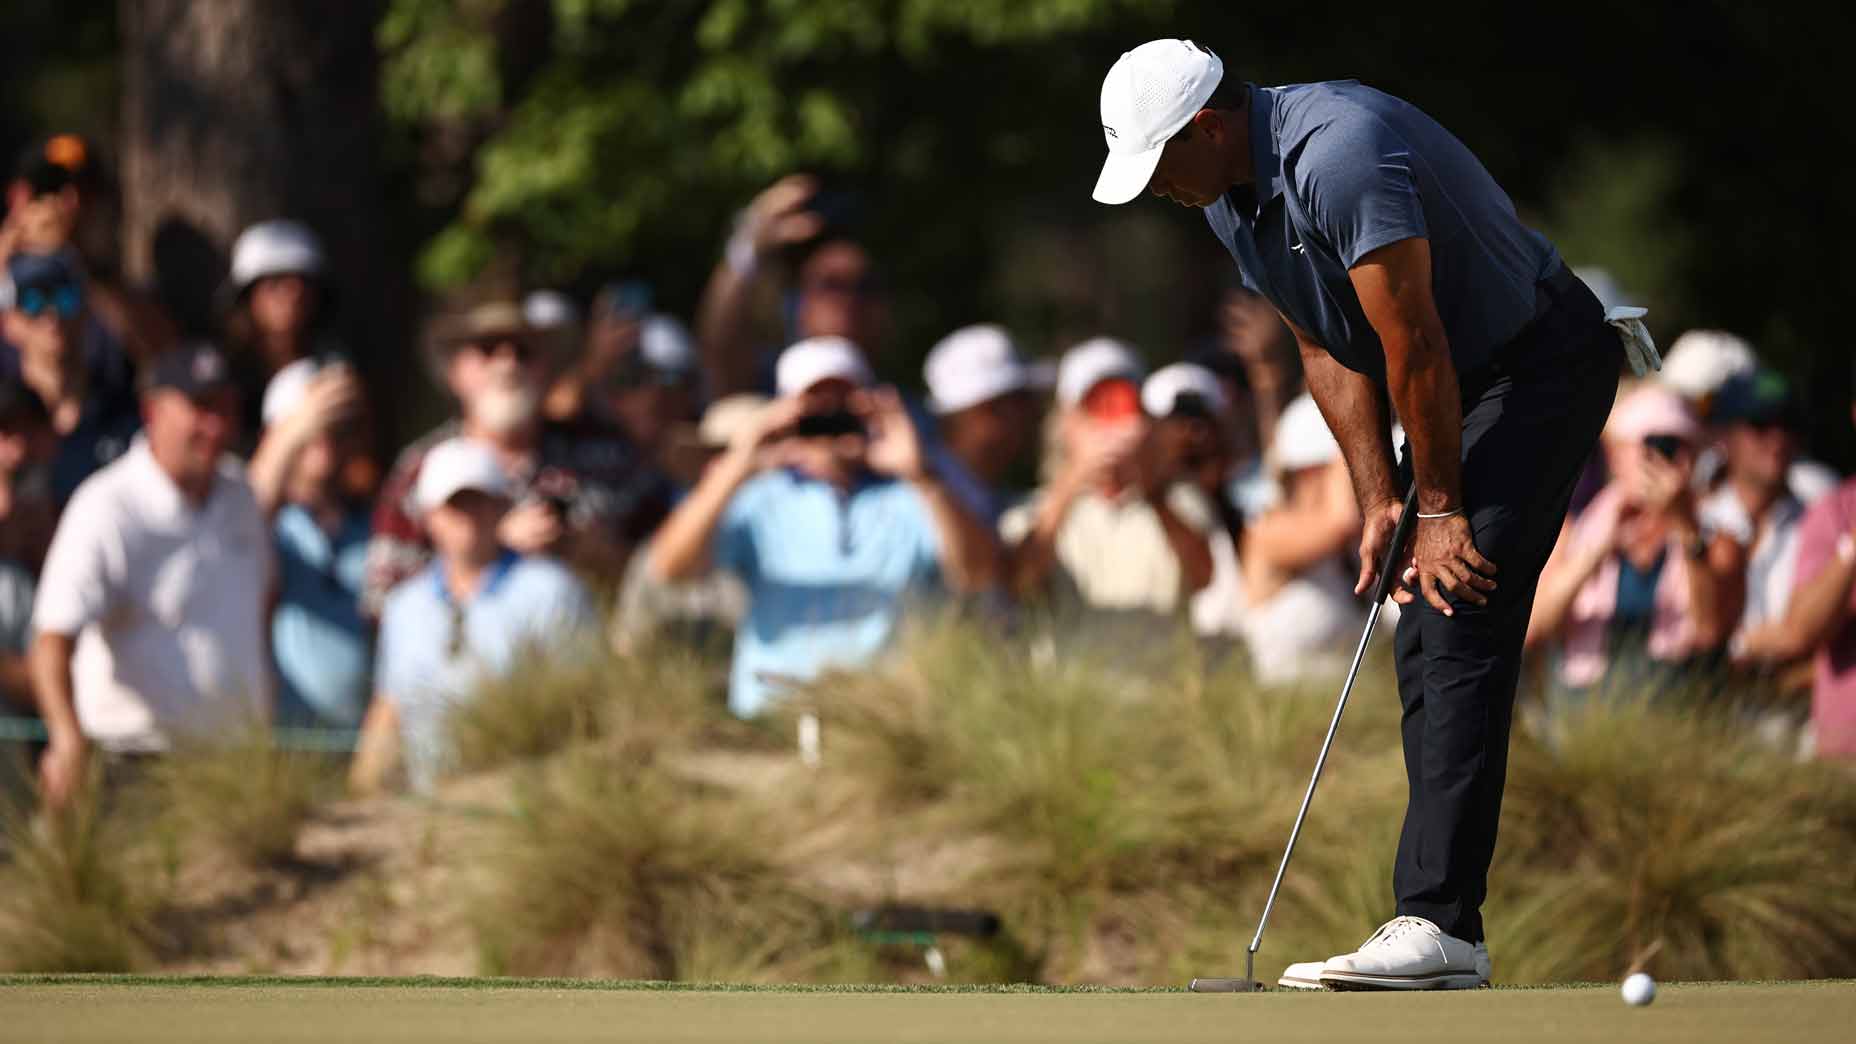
[4,0,1851,463]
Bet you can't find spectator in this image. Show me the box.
[220,220,344,442]
[1698,371,1808,651]
[1657,328,1836,503]
[1733,377,1856,757]
[1,251,141,502]
[1525,385,1742,697]
[598,315,703,476]
[352,437,594,793]
[1194,392,1365,682]
[29,344,270,807]
[613,394,764,651]
[248,358,373,728]
[522,288,583,372]
[922,324,1041,526]
[648,336,996,717]
[695,176,889,397]
[542,280,649,423]
[1001,338,1215,613]
[1,376,57,710]
[1,134,174,367]
[361,300,673,615]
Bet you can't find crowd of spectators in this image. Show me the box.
[3,138,1855,804]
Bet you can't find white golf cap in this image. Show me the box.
[775,335,872,396]
[229,219,325,293]
[1657,329,1757,402]
[260,357,322,427]
[522,289,580,330]
[924,324,1031,414]
[1092,39,1225,205]
[1271,393,1341,473]
[413,437,513,515]
[1142,362,1228,418]
[1056,337,1144,407]
[639,315,697,374]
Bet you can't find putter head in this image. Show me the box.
[1188,976,1262,993]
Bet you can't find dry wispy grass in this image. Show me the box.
[138,736,340,869]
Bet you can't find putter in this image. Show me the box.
[1190,484,1421,993]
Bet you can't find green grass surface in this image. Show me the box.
[3,977,1853,1043]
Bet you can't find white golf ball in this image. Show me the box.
[1621,972,1656,1006]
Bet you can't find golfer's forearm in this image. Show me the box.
[648,451,754,582]
[1384,333,1464,516]
[1298,340,1399,510]
[28,632,82,747]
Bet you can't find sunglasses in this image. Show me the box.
[14,283,82,320]
[463,337,535,364]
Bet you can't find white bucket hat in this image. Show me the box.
[1092,39,1225,205]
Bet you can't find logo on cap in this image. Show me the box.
[193,351,225,383]
[1102,124,1119,139]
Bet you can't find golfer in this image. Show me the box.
[1092,40,1626,989]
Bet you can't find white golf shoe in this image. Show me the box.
[1317,916,1485,990]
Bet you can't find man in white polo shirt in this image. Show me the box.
[30,343,272,807]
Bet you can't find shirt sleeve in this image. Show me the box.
[1792,487,1853,587]
[30,490,122,637]
[1295,111,1428,268]
[711,479,763,582]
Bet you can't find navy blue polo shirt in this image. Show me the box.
[1205,82,1560,381]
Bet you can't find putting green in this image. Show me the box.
[2,976,1853,1043]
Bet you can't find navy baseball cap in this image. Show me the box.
[1713,369,1800,429]
[142,343,237,399]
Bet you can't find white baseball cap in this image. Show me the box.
[260,357,323,427]
[229,219,325,293]
[1141,362,1228,418]
[1056,337,1144,407]
[1271,393,1341,473]
[1657,329,1757,402]
[924,324,1031,414]
[639,315,697,374]
[775,336,872,396]
[1092,39,1225,205]
[413,437,513,514]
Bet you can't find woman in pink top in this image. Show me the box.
[1525,385,1743,696]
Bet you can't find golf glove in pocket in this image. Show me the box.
[1606,306,1660,377]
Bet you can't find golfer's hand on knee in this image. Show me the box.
[1354,497,1409,599]
[1411,513,1497,617]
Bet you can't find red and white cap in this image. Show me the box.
[1092,39,1224,205]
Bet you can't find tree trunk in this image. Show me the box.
[119,0,414,440]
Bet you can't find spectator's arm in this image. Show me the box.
[910,473,999,594]
[1,653,34,711]
[248,369,365,518]
[1003,418,1130,600]
[1525,516,1611,651]
[348,694,400,796]
[1683,531,1745,651]
[29,631,84,808]
[1243,461,1361,577]
[1737,526,1856,663]
[1149,492,1214,595]
[360,450,431,618]
[695,176,825,396]
[648,397,801,582]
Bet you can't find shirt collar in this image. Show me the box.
[124,434,206,520]
[430,547,520,606]
[1239,83,1285,218]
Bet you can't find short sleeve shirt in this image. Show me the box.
[1204,82,1560,381]
[1791,479,1856,757]
[999,484,1215,616]
[31,439,274,751]
[272,504,374,728]
[713,470,944,717]
[375,552,594,790]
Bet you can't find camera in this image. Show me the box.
[794,410,865,439]
[1642,434,1684,461]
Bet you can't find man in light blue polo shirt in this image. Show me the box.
[352,436,593,793]
[648,336,998,717]
[1092,40,1642,989]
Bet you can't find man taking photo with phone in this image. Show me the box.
[646,336,998,718]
